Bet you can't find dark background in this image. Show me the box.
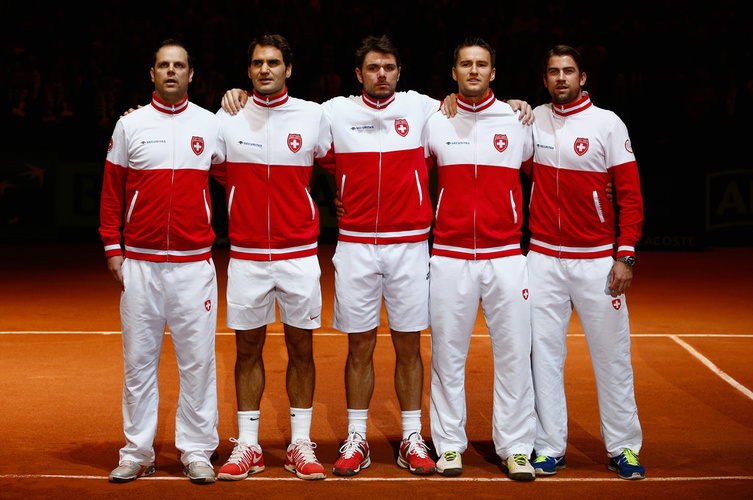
[2,1,751,249]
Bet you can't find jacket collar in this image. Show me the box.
[252,87,289,107]
[150,93,189,114]
[361,90,396,109]
[457,90,496,113]
[552,91,592,117]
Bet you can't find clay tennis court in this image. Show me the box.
[1,242,752,499]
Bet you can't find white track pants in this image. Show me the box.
[429,255,535,459]
[118,258,219,466]
[529,251,642,458]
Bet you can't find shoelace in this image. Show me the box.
[227,438,257,465]
[532,455,549,464]
[405,433,430,458]
[621,449,640,466]
[512,454,528,466]
[339,432,365,458]
[443,451,458,461]
[292,439,320,463]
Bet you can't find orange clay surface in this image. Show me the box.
[0,243,752,499]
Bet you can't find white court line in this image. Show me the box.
[1,474,752,482]
[2,331,753,338]
[671,335,753,401]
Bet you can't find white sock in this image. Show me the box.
[346,408,369,438]
[237,410,260,446]
[290,407,313,443]
[401,410,422,439]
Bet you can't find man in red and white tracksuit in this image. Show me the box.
[99,40,224,484]
[422,38,537,481]
[214,35,331,482]
[321,35,439,477]
[526,45,645,480]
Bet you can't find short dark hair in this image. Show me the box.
[355,35,401,70]
[153,38,193,69]
[247,34,293,67]
[543,45,584,74]
[453,37,496,68]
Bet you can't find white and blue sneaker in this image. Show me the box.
[607,449,645,480]
[533,455,566,476]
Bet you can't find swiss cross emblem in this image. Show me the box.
[108,138,114,152]
[395,119,409,137]
[522,288,529,300]
[574,137,589,156]
[288,133,302,153]
[205,300,212,312]
[191,136,205,156]
[494,134,508,152]
[612,298,622,310]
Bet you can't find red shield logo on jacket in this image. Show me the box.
[612,298,622,310]
[522,288,529,300]
[205,300,212,311]
[494,134,508,152]
[574,137,589,156]
[191,136,204,156]
[288,133,302,153]
[395,119,409,137]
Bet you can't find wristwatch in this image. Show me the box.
[617,256,636,267]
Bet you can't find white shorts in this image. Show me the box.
[332,240,430,333]
[226,256,322,330]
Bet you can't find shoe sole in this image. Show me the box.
[509,471,536,482]
[534,464,566,476]
[607,464,645,480]
[397,456,436,475]
[284,463,326,480]
[217,465,265,481]
[437,467,463,477]
[333,456,371,476]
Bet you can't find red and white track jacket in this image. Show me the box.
[216,88,331,261]
[423,92,534,260]
[99,93,225,262]
[524,92,643,259]
[321,90,440,244]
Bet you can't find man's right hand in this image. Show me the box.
[221,89,249,115]
[107,255,125,291]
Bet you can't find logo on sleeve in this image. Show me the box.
[192,136,205,156]
[288,133,302,153]
[108,138,114,152]
[522,288,529,300]
[625,139,633,154]
[395,119,409,137]
[612,298,622,310]
[494,134,508,152]
[205,300,212,311]
[574,137,589,156]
